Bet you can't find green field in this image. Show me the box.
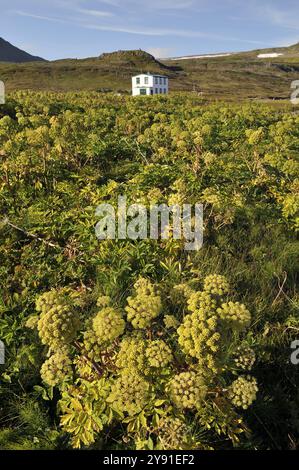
[0,91,298,450]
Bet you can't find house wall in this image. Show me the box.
[132,75,168,96]
[152,76,168,95]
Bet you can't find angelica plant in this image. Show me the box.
[26,275,258,449]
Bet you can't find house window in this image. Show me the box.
[160,88,162,94]
[144,76,148,84]
[155,77,158,84]
[136,77,140,84]
[159,77,162,84]
[164,78,167,85]
[140,88,147,95]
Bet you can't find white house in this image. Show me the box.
[132,74,169,96]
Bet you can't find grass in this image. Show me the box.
[0,47,299,100]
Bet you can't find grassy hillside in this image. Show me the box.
[165,54,299,100]
[164,42,299,99]
[0,50,172,94]
[0,44,299,100]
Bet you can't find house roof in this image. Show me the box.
[132,73,168,78]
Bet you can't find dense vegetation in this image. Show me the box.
[0,92,298,450]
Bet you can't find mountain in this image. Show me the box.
[0,43,299,100]
[166,42,299,61]
[0,38,45,63]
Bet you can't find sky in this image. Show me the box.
[0,0,299,60]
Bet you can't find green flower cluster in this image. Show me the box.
[96,295,111,308]
[37,302,80,350]
[107,368,150,416]
[203,274,230,296]
[177,309,220,372]
[83,329,103,362]
[36,288,82,311]
[168,371,207,409]
[228,376,258,409]
[163,314,179,329]
[115,335,146,372]
[145,340,173,368]
[33,276,257,449]
[36,290,62,313]
[125,278,162,329]
[217,302,251,331]
[40,351,72,386]
[171,283,194,304]
[25,315,39,329]
[187,291,217,313]
[158,416,191,450]
[234,346,256,371]
[92,307,125,344]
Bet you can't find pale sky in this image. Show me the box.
[0,0,298,60]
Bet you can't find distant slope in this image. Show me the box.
[0,37,45,63]
[246,42,299,58]
[162,41,299,99]
[0,49,175,94]
[166,42,299,61]
[166,53,234,61]
[0,44,299,100]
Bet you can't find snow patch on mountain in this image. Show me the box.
[168,53,232,60]
[257,53,283,59]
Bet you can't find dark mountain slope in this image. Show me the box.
[0,37,45,63]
